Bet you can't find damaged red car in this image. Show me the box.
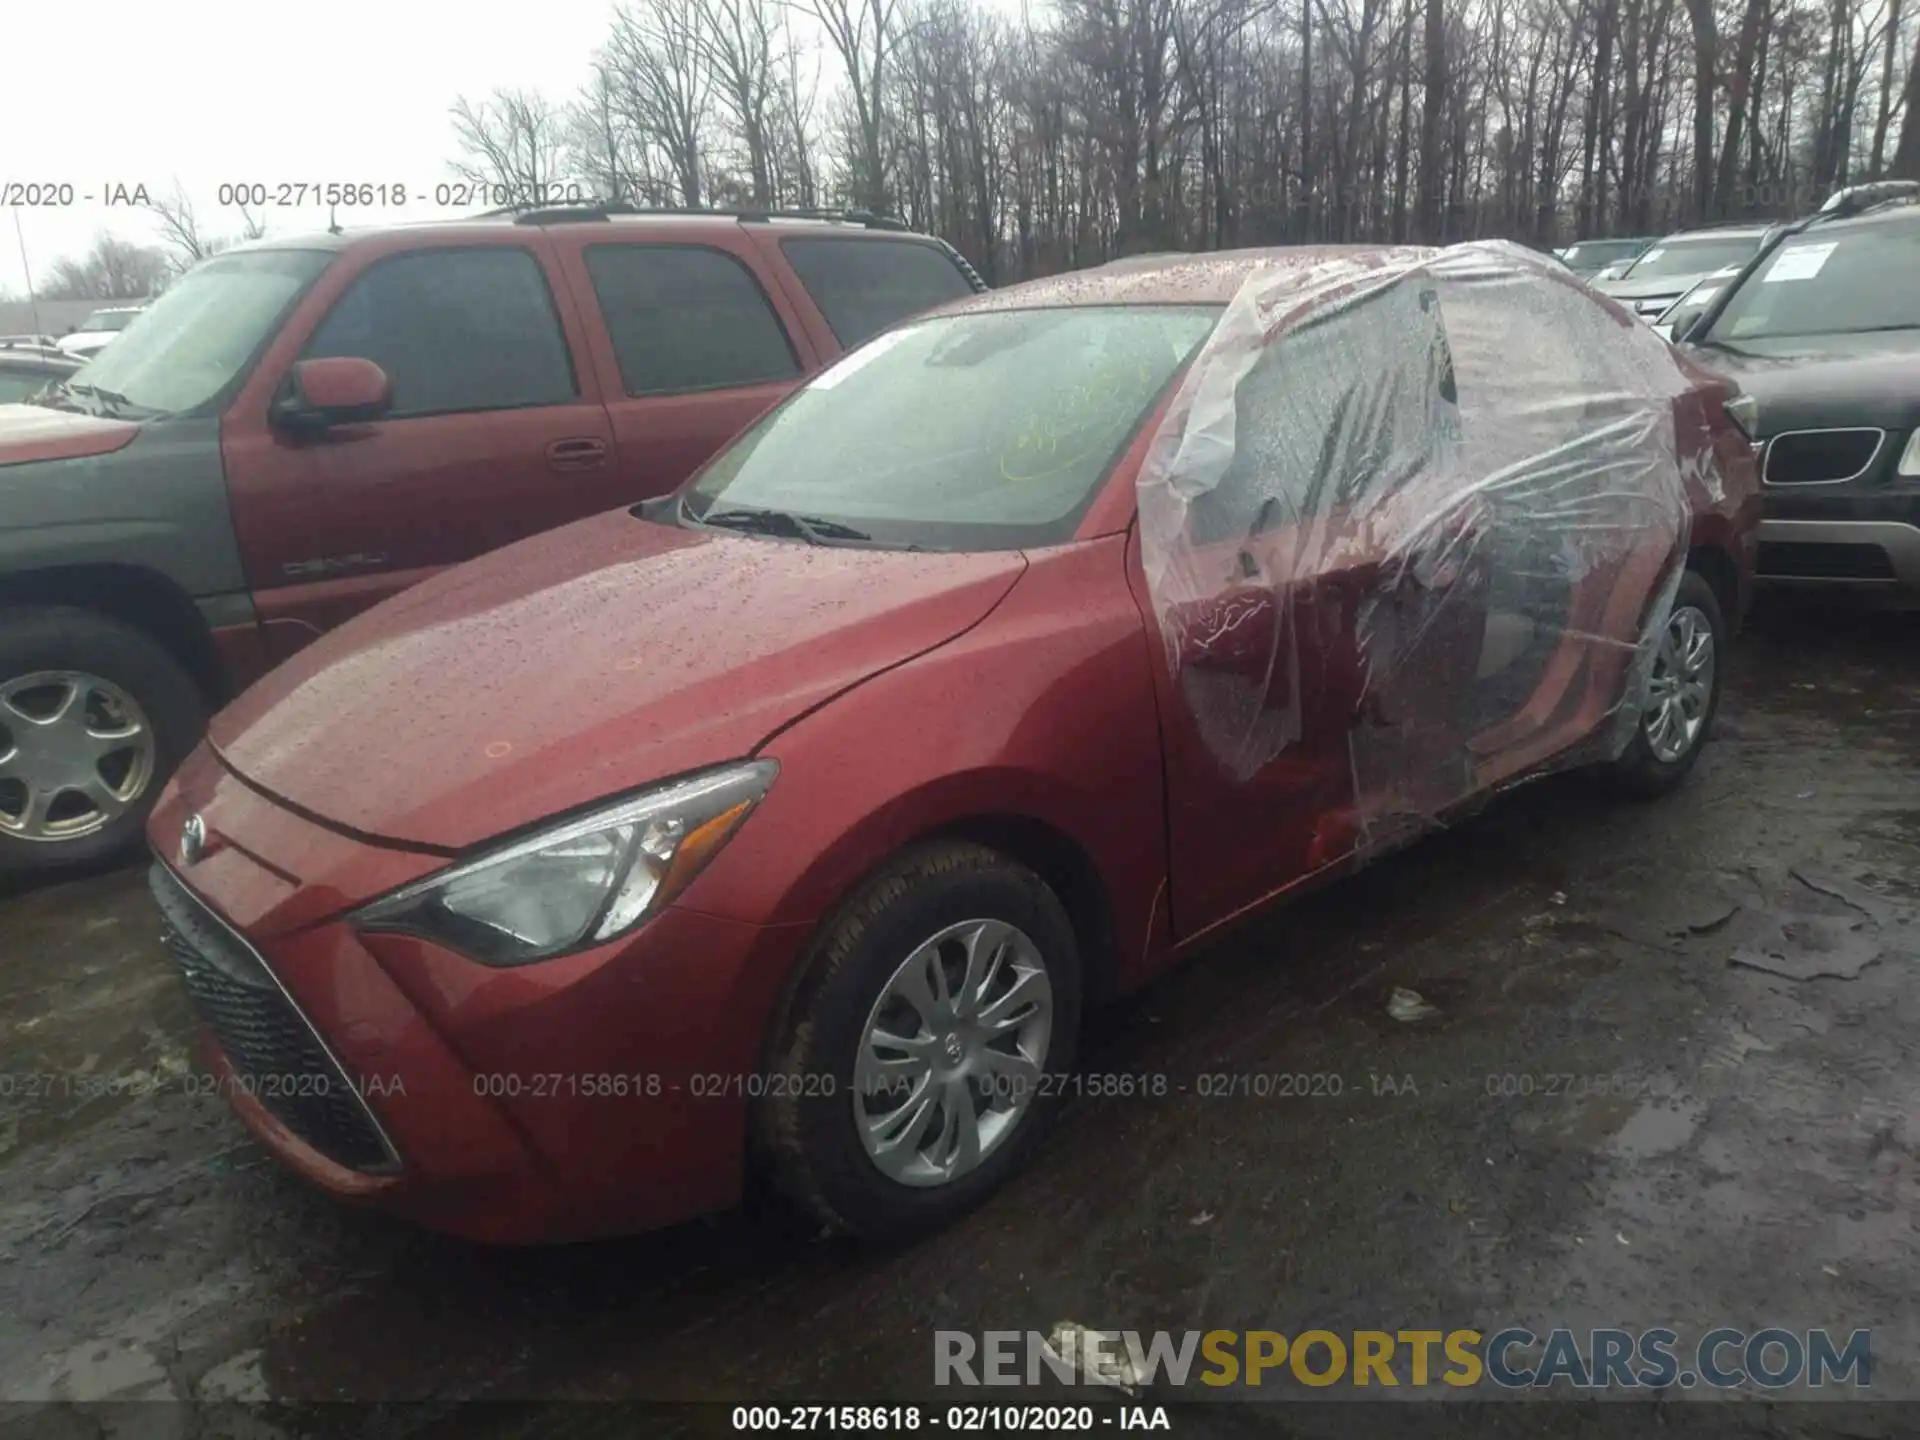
[147,244,1760,1243]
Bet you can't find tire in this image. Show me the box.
[759,841,1083,1240]
[0,606,208,875]
[1608,569,1725,798]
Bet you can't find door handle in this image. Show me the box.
[546,437,609,470]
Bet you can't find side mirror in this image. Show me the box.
[1662,306,1706,345]
[271,357,391,433]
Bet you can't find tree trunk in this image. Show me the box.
[1681,0,1716,223]
[1417,0,1446,240]
[1889,23,1920,177]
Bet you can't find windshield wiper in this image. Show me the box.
[698,505,876,545]
[23,381,88,414]
[67,382,157,418]
[1695,337,1764,358]
[27,378,154,419]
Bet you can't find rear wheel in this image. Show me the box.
[1608,569,1724,797]
[0,607,207,875]
[760,842,1082,1240]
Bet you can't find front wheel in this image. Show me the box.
[759,841,1083,1240]
[0,607,208,875]
[1608,569,1725,798]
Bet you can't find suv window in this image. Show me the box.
[780,237,977,346]
[583,244,799,396]
[303,247,578,419]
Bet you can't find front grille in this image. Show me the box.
[1757,540,1897,580]
[149,864,399,1173]
[1763,428,1885,485]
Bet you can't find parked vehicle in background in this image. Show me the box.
[56,305,146,358]
[0,334,63,353]
[1594,224,1772,320]
[0,206,984,873]
[1558,236,1654,278]
[0,347,81,403]
[1651,265,1746,341]
[146,244,1758,1246]
[1673,181,1920,593]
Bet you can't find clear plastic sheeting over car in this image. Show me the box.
[1137,240,1705,854]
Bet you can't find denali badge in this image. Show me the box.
[179,814,207,867]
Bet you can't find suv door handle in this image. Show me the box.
[546,437,608,470]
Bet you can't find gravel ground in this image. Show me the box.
[0,600,1915,1439]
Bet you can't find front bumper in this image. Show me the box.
[148,748,813,1243]
[1756,518,1920,587]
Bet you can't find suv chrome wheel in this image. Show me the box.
[854,918,1053,1188]
[1643,604,1715,763]
[0,671,157,841]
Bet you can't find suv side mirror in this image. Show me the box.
[272,357,392,433]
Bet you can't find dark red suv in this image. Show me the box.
[0,207,982,871]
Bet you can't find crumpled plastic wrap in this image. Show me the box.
[1137,241,1705,854]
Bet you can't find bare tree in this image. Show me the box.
[443,0,1917,275]
[41,235,170,301]
[450,88,574,199]
[1892,19,1920,175]
[807,0,903,210]
[148,185,267,274]
[696,0,790,204]
[604,0,716,206]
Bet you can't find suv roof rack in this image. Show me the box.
[498,201,915,232]
[1815,179,1920,219]
[489,200,990,292]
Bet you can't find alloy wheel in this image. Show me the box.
[854,918,1053,1188]
[1643,604,1715,764]
[0,671,157,841]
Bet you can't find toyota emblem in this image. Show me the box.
[179,814,207,866]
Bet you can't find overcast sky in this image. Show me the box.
[3,0,622,296]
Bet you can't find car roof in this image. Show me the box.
[1804,197,1920,233]
[931,244,1433,314]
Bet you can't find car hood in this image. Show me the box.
[0,403,140,466]
[209,512,1027,850]
[1684,332,1920,434]
[1593,273,1710,303]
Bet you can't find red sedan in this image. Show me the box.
[146,246,1760,1243]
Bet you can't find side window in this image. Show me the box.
[302,248,578,419]
[583,244,799,397]
[781,237,977,346]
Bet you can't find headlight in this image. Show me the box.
[1900,429,1920,477]
[352,760,777,965]
[1723,394,1760,442]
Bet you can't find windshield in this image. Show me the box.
[682,306,1222,551]
[55,249,332,418]
[1621,235,1762,280]
[1706,214,1920,342]
[79,310,139,333]
[1563,240,1646,270]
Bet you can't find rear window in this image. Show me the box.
[584,244,801,396]
[781,237,977,346]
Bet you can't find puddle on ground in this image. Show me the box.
[1610,1096,1706,1160]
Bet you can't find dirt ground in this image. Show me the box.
[0,600,1915,1438]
